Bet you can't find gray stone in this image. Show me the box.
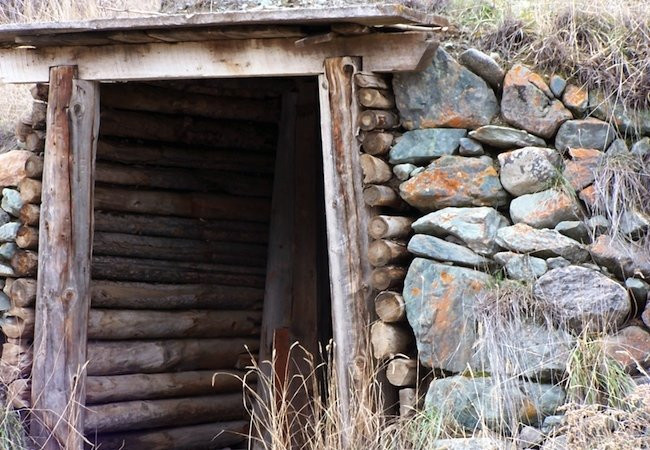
[533,266,630,332]
[501,65,573,139]
[555,221,590,243]
[561,84,589,117]
[590,235,650,279]
[412,207,510,256]
[459,48,505,90]
[590,91,650,137]
[585,215,609,236]
[425,376,565,432]
[459,137,484,156]
[549,75,567,98]
[0,209,9,227]
[408,234,493,269]
[403,258,491,372]
[541,435,567,450]
[498,147,562,196]
[0,242,17,261]
[0,292,10,311]
[0,262,14,277]
[555,118,617,151]
[393,48,499,130]
[494,252,548,281]
[393,163,417,181]
[399,156,509,211]
[0,222,20,243]
[510,189,582,229]
[469,125,546,149]
[1,188,22,217]
[388,128,467,165]
[603,326,650,372]
[619,209,650,237]
[519,426,544,447]
[432,438,505,450]
[496,223,588,262]
[606,138,630,156]
[541,415,565,434]
[625,278,649,310]
[411,166,425,177]
[547,257,570,269]
[631,137,650,157]
[642,301,650,329]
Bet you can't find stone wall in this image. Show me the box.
[364,45,650,446]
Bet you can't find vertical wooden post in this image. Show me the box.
[30,66,99,450]
[319,57,376,425]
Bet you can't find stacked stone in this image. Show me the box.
[0,83,48,409]
[385,46,650,444]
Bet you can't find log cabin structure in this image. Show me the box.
[0,5,447,449]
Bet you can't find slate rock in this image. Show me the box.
[494,252,548,281]
[498,147,562,196]
[541,435,568,450]
[519,426,545,447]
[425,376,565,431]
[501,65,572,139]
[408,234,493,269]
[0,242,17,261]
[469,125,546,149]
[393,48,499,130]
[393,163,418,181]
[561,84,588,117]
[562,148,602,191]
[459,48,505,90]
[533,266,630,332]
[603,326,650,372]
[412,206,510,256]
[555,221,590,243]
[0,222,20,243]
[0,292,9,311]
[555,118,616,151]
[0,210,9,227]
[496,223,588,262]
[510,189,582,229]
[585,215,609,236]
[606,138,629,157]
[619,209,650,237]
[546,257,570,270]
[631,137,650,157]
[0,262,14,277]
[549,75,567,98]
[625,278,649,311]
[589,234,650,279]
[459,137,484,156]
[403,258,491,372]
[541,415,565,434]
[388,128,467,165]
[400,155,509,211]
[1,188,22,217]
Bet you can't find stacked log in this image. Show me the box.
[355,73,421,417]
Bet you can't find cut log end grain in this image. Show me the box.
[368,215,413,240]
[386,358,418,387]
[18,178,42,205]
[358,110,399,131]
[19,204,40,226]
[361,131,394,155]
[359,154,392,185]
[10,250,38,277]
[0,151,43,188]
[357,88,395,109]
[370,321,412,360]
[367,239,408,267]
[15,226,38,250]
[362,185,401,208]
[374,290,406,322]
[24,131,45,152]
[370,266,406,291]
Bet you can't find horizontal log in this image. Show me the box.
[367,239,408,267]
[101,83,281,123]
[100,109,277,151]
[0,150,43,188]
[363,185,402,208]
[19,203,39,226]
[360,154,392,184]
[354,72,390,90]
[86,370,250,404]
[358,88,395,109]
[370,266,406,290]
[30,83,48,102]
[361,131,394,156]
[92,420,248,450]
[86,338,259,375]
[24,130,45,152]
[85,393,246,433]
[31,101,47,130]
[94,211,269,244]
[359,110,399,131]
[370,321,412,360]
[386,358,418,387]
[368,215,413,240]
[17,178,41,204]
[94,186,271,222]
[374,291,406,323]
[9,279,263,310]
[97,139,275,173]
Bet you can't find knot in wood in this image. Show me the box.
[72,103,83,117]
[62,288,77,304]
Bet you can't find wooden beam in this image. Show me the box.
[319,57,376,429]
[30,67,99,450]
[0,32,437,83]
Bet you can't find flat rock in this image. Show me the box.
[562,84,588,117]
[0,242,17,261]
[388,128,467,165]
[403,258,491,372]
[393,48,499,130]
[562,148,602,191]
[533,266,630,332]
[589,235,650,279]
[469,125,546,149]
[501,65,572,139]
[425,376,565,431]
[459,48,505,90]
[555,118,616,151]
[547,257,570,269]
[498,147,561,196]
[555,221,590,243]
[496,223,588,262]
[412,206,510,256]
[400,155,509,211]
[549,75,566,98]
[459,137,484,156]
[494,252,548,281]
[510,189,582,229]
[0,262,14,277]
[603,326,650,372]
[631,137,650,157]
[0,222,20,243]
[408,234,493,269]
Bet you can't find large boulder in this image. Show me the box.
[403,258,490,372]
[469,125,546,149]
[393,48,499,130]
[388,128,467,165]
[603,326,650,372]
[509,189,582,229]
[589,235,650,279]
[399,155,509,211]
[411,207,509,256]
[555,118,616,151]
[498,147,562,196]
[496,223,588,262]
[407,234,493,269]
[533,266,630,332]
[562,148,603,190]
[501,65,572,139]
[425,376,565,431]
[459,48,505,90]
